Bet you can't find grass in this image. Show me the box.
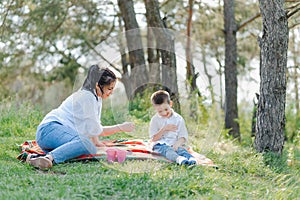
[0,100,299,199]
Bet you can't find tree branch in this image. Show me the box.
[84,39,121,74]
[286,0,300,2]
[285,2,300,18]
[84,16,121,73]
[285,2,300,10]
[43,5,70,39]
[287,65,300,69]
[159,0,172,9]
[0,0,14,40]
[237,12,261,31]
[287,7,300,18]
[94,16,116,45]
[289,22,300,29]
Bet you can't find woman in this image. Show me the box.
[28,65,135,169]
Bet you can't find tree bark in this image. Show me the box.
[117,0,148,99]
[255,0,288,154]
[146,16,160,84]
[224,0,240,140]
[117,14,132,98]
[186,0,197,93]
[202,46,214,104]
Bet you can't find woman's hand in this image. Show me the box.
[95,142,106,148]
[118,122,135,132]
[90,136,106,147]
[100,122,135,136]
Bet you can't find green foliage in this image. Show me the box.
[197,99,210,125]
[128,89,154,122]
[0,0,115,97]
[46,60,81,83]
[285,103,300,142]
[101,103,117,126]
[0,98,43,137]
[237,99,255,146]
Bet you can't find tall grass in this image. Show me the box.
[0,98,299,199]
[0,97,44,137]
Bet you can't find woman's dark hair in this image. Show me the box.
[82,65,116,97]
[98,68,116,87]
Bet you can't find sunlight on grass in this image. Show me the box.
[100,159,167,173]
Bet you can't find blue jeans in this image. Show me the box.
[36,121,97,164]
[153,143,193,162]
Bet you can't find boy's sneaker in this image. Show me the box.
[176,156,189,165]
[188,157,197,165]
[181,159,190,165]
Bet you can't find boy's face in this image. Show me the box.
[153,101,173,118]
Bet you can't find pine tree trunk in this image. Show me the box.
[117,15,133,98]
[202,46,214,104]
[224,0,240,140]
[254,0,288,154]
[186,0,197,93]
[146,19,160,84]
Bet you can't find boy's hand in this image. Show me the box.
[163,124,177,132]
[172,142,181,151]
[118,122,135,132]
[172,137,186,151]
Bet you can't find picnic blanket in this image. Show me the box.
[17,139,217,167]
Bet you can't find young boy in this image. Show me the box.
[149,90,197,166]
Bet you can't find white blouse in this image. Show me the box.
[39,89,103,137]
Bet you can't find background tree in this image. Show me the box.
[286,1,300,142]
[254,0,288,154]
[223,0,240,141]
[185,0,201,121]
[192,1,225,106]
[288,29,300,141]
[0,0,116,104]
[144,0,180,112]
[117,0,148,99]
[186,0,198,95]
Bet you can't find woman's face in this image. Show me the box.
[96,81,116,99]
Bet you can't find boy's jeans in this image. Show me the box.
[36,121,96,164]
[153,143,193,162]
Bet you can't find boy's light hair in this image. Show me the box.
[151,90,171,105]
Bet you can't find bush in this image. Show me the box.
[128,88,155,122]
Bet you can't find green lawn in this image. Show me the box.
[0,102,299,199]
